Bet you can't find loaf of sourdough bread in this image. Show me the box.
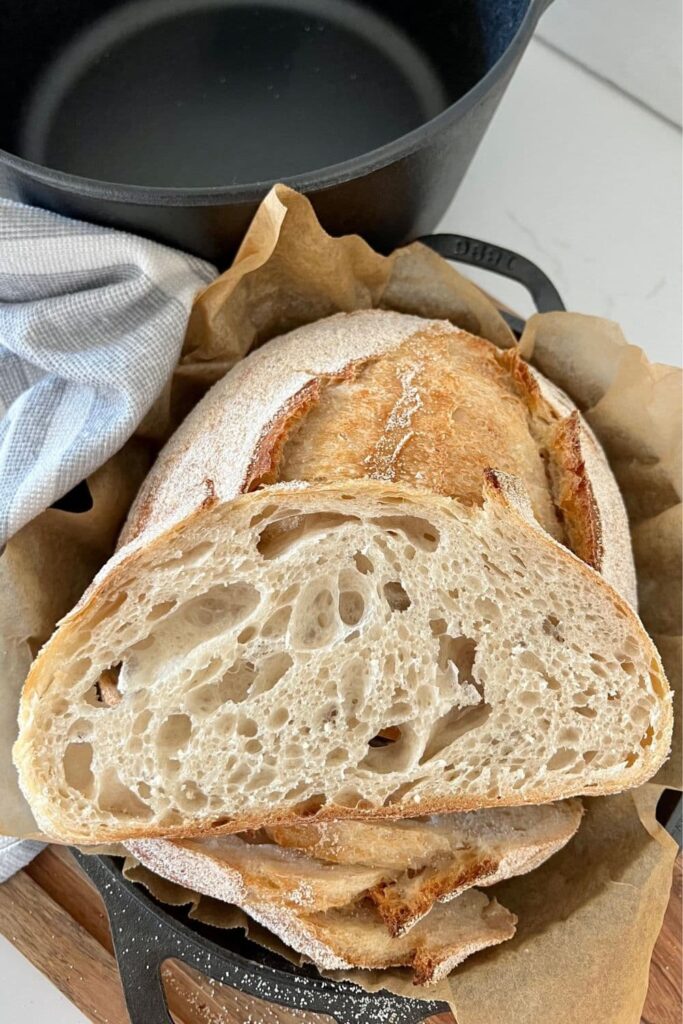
[14,311,671,843]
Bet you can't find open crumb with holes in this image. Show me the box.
[15,479,670,843]
[14,311,671,844]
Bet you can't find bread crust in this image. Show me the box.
[525,363,637,603]
[119,311,636,605]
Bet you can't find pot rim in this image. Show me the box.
[0,0,543,207]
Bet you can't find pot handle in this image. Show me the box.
[418,233,564,333]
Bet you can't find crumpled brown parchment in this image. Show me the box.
[2,184,679,1023]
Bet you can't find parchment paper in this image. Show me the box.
[2,184,680,1022]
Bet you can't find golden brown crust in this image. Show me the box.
[118,311,635,606]
[244,379,323,490]
[128,832,516,983]
[369,853,499,936]
[276,328,563,540]
[11,311,655,845]
[526,364,637,605]
[493,347,639,604]
[547,411,603,570]
[119,311,430,548]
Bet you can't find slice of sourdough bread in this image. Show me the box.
[127,828,519,984]
[267,799,583,934]
[15,475,670,843]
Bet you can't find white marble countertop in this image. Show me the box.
[441,39,681,367]
[1,28,680,1024]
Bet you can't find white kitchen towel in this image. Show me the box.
[0,199,217,879]
[0,198,216,545]
[0,838,45,883]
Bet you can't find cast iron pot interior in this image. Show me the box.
[0,0,553,262]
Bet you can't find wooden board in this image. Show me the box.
[0,845,678,1024]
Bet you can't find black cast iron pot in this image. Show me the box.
[0,0,554,265]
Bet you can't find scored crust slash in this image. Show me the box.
[202,477,217,508]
